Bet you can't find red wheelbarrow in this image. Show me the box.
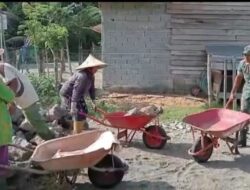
[183,108,250,163]
[80,108,170,149]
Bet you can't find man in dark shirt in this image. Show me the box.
[60,54,107,134]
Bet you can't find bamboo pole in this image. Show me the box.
[207,54,212,107]
[232,57,237,110]
[0,14,3,62]
[223,60,227,107]
[65,37,72,75]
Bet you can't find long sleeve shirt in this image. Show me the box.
[60,70,95,103]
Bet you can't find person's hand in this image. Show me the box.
[91,100,97,112]
[70,102,77,115]
[229,93,236,102]
[225,93,235,109]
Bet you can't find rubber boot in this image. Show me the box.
[73,121,84,134]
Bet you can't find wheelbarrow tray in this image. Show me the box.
[30,129,119,171]
[183,108,250,138]
[104,112,155,130]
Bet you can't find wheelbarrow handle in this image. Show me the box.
[225,99,233,109]
[0,164,50,175]
[78,107,107,117]
[95,107,108,115]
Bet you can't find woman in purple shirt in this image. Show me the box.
[60,54,107,134]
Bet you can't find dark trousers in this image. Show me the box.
[61,96,88,121]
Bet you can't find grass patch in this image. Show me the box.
[160,106,206,122]
[160,101,225,122]
[87,100,119,118]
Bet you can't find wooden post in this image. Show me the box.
[45,49,49,76]
[207,54,212,107]
[232,57,237,110]
[223,59,227,107]
[0,14,3,62]
[65,37,72,75]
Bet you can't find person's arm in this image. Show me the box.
[230,74,243,96]
[71,73,88,103]
[226,61,244,108]
[0,80,15,104]
[0,64,19,95]
[6,78,19,95]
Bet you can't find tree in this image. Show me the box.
[66,3,101,65]
[17,2,101,84]
[20,2,68,81]
[44,23,68,87]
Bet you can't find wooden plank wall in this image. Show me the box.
[167,2,250,84]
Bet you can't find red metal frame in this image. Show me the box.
[184,108,250,157]
[79,108,166,146]
[188,128,219,156]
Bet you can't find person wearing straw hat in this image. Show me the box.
[0,48,55,141]
[59,54,107,134]
[227,45,250,147]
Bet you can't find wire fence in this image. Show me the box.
[4,45,102,73]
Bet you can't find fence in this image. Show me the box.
[4,46,102,73]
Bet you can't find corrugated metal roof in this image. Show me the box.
[205,44,246,57]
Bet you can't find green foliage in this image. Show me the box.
[28,73,59,107]
[66,3,101,47]
[6,2,101,53]
[160,101,240,122]
[86,99,118,118]
[0,2,7,10]
[44,23,68,50]
[21,3,67,50]
[21,19,45,47]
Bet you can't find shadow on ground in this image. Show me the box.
[203,153,250,174]
[128,140,193,160]
[75,180,175,190]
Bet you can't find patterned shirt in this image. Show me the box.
[59,70,95,102]
[237,60,250,99]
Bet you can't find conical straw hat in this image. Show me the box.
[76,54,107,70]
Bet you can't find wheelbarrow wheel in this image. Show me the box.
[142,125,168,149]
[88,154,127,188]
[190,85,201,97]
[191,136,213,163]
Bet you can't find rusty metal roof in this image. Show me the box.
[91,24,102,34]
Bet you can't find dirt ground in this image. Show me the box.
[15,93,250,190]
[72,94,250,190]
[74,123,250,190]
[100,93,206,108]
[76,133,250,190]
